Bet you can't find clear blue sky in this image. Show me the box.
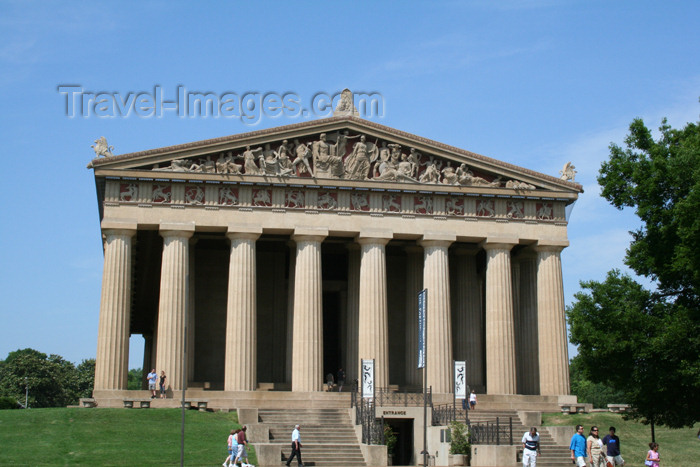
[1,1,698,369]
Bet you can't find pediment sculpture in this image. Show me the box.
[149,131,538,190]
[92,137,114,158]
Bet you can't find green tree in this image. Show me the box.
[569,355,626,408]
[127,367,143,390]
[568,109,700,431]
[76,359,95,399]
[0,349,86,408]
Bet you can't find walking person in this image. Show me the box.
[233,426,250,467]
[645,442,660,467]
[147,369,158,399]
[469,390,477,410]
[569,425,588,467]
[337,367,345,392]
[159,370,167,399]
[602,426,625,466]
[521,426,541,466]
[326,372,334,391]
[285,424,303,467]
[223,428,238,467]
[586,426,605,467]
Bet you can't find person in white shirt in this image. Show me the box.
[285,424,303,467]
[522,427,541,466]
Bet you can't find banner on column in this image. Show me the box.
[361,359,375,399]
[417,288,427,369]
[454,360,466,399]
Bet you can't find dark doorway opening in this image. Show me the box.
[385,418,414,466]
[323,291,341,385]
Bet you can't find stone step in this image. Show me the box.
[256,408,367,466]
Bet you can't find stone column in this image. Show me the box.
[511,259,522,393]
[346,243,360,383]
[482,239,517,395]
[518,250,539,394]
[224,226,262,391]
[94,226,136,390]
[420,234,455,394]
[291,228,328,392]
[404,246,423,387]
[451,246,484,390]
[155,223,195,391]
[536,243,570,395]
[357,231,392,389]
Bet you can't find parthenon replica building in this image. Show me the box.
[89,106,582,406]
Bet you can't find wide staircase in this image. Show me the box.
[258,408,366,467]
[456,408,572,466]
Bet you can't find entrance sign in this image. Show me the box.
[418,289,427,369]
[454,360,466,399]
[361,359,375,399]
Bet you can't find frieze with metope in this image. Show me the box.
[104,179,566,223]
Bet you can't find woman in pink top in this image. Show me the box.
[645,442,660,467]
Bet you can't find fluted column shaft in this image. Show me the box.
[346,244,361,383]
[224,232,260,391]
[420,239,453,394]
[519,253,539,394]
[358,237,391,389]
[155,229,193,391]
[536,245,570,395]
[94,229,136,390]
[291,234,326,391]
[483,242,517,394]
[404,246,423,386]
[452,247,484,389]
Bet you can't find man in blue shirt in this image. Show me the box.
[569,425,587,467]
[602,426,625,466]
[147,369,158,399]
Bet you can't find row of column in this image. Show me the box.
[94,225,569,396]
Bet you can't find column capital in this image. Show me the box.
[293,226,328,243]
[227,223,263,238]
[358,229,393,243]
[101,218,137,232]
[102,228,137,238]
[534,239,568,253]
[357,236,391,247]
[160,221,195,239]
[419,232,455,249]
[227,231,261,242]
[480,236,518,251]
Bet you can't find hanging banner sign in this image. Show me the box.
[418,289,427,369]
[454,360,466,399]
[361,359,375,399]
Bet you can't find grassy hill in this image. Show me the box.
[0,408,255,466]
[543,412,700,466]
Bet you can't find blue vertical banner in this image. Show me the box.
[417,288,427,369]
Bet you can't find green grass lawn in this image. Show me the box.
[543,412,700,466]
[0,408,256,466]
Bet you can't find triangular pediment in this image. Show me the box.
[89,116,582,195]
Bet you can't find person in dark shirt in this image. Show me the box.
[602,426,625,466]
